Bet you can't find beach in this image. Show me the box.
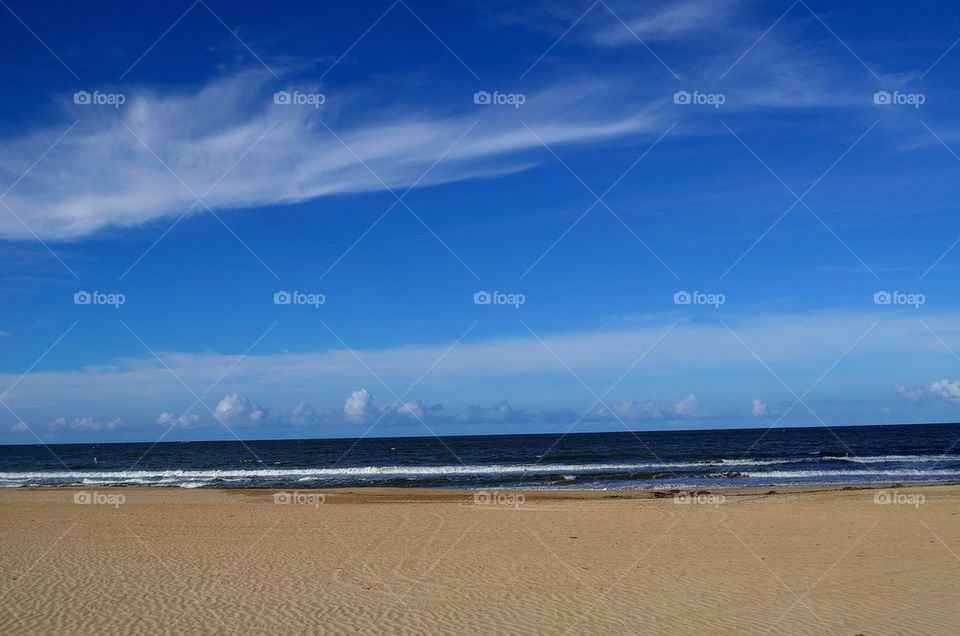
[1,485,958,634]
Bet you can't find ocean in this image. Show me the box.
[3,423,960,490]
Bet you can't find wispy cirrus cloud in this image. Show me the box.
[0,70,664,241]
[588,0,738,46]
[0,5,916,245]
[523,0,884,111]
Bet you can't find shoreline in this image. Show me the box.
[7,479,956,501]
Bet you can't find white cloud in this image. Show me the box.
[893,383,923,403]
[344,388,373,423]
[1,312,955,422]
[591,0,735,45]
[290,401,319,426]
[584,0,875,112]
[49,416,121,431]
[395,400,425,420]
[0,71,663,240]
[213,393,267,426]
[929,379,960,400]
[9,421,28,433]
[674,394,698,416]
[156,411,201,428]
[597,399,664,421]
[288,394,439,427]
[460,401,529,423]
[751,398,768,417]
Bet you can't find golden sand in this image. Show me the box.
[1,485,958,634]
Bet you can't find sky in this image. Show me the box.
[2,0,960,444]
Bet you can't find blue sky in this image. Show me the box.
[2,0,960,443]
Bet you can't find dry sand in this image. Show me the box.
[1,484,959,635]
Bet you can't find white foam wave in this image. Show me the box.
[822,455,956,464]
[0,462,697,482]
[744,469,960,479]
[3,455,957,487]
[718,458,801,466]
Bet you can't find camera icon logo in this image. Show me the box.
[873,291,892,305]
[74,291,92,305]
[473,490,491,504]
[873,91,891,105]
[673,91,691,105]
[274,291,292,305]
[673,290,692,305]
[273,491,292,504]
[673,491,691,504]
[874,490,892,504]
[74,491,92,504]
[473,90,491,105]
[473,291,492,305]
[274,91,291,105]
[73,91,91,105]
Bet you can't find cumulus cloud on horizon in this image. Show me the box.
[929,379,960,400]
[594,399,663,421]
[213,393,268,426]
[290,401,319,427]
[143,389,709,433]
[460,400,530,424]
[673,394,698,416]
[894,379,960,403]
[894,383,924,403]
[157,411,201,428]
[49,416,122,431]
[751,398,768,417]
[343,388,373,423]
[2,312,955,433]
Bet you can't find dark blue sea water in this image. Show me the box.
[3,423,960,490]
